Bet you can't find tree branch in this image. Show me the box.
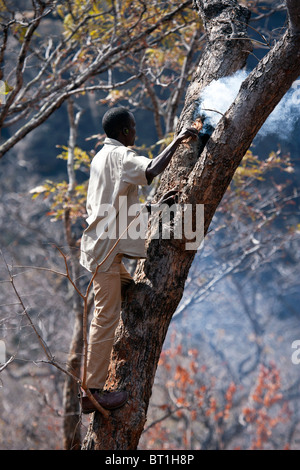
[0,2,48,127]
[66,99,82,194]
[286,0,300,34]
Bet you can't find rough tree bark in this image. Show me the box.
[82,0,300,450]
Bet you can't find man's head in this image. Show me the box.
[102,107,136,146]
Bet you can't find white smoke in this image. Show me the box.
[197,70,300,140]
[199,70,248,128]
[258,80,300,139]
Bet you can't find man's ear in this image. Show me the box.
[123,128,129,135]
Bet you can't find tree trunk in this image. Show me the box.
[82,0,300,450]
[62,299,82,450]
[62,209,83,450]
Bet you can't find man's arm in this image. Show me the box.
[145,128,199,184]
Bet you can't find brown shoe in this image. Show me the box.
[81,390,128,414]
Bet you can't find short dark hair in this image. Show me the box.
[102,107,132,139]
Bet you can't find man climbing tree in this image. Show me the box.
[79,107,197,413]
[81,0,300,450]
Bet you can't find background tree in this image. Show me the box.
[139,338,292,450]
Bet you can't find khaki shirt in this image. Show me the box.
[80,138,150,273]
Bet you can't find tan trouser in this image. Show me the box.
[85,254,132,389]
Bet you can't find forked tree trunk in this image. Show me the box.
[82,0,300,450]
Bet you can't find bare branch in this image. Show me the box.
[0,354,16,373]
[0,2,48,127]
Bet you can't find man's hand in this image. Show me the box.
[145,126,200,185]
[176,127,199,144]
